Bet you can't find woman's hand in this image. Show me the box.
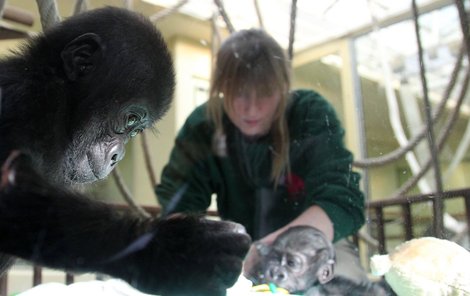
[243,240,272,280]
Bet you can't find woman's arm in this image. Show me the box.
[290,90,365,242]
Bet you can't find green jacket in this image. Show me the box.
[156,89,365,242]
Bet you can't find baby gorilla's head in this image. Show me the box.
[248,226,335,293]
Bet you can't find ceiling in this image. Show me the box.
[1,0,466,154]
[2,0,461,90]
[0,0,456,47]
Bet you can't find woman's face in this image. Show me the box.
[225,90,281,137]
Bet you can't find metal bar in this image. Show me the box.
[374,207,386,254]
[464,194,470,246]
[66,273,74,284]
[346,39,370,198]
[149,0,188,23]
[33,266,42,286]
[343,0,453,41]
[402,204,413,240]
[0,273,7,296]
[368,188,470,207]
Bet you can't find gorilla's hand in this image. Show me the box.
[124,214,251,296]
[0,155,251,296]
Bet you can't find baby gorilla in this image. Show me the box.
[247,226,393,296]
[247,225,335,293]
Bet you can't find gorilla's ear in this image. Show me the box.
[316,259,335,284]
[61,33,103,81]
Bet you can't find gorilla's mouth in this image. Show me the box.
[69,169,98,184]
[264,269,298,293]
[65,153,99,184]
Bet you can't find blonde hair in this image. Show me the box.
[207,29,291,184]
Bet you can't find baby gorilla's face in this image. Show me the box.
[248,226,335,293]
[263,246,315,291]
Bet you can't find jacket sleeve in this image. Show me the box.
[293,90,365,242]
[155,107,214,215]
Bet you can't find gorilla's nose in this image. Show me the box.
[107,142,125,168]
[268,267,287,283]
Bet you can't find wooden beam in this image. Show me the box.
[2,5,34,27]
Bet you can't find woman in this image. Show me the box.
[155,29,365,278]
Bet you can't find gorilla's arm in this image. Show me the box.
[0,7,251,295]
[0,156,250,296]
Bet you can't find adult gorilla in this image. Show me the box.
[0,7,250,296]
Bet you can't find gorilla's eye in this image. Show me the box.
[287,259,297,268]
[127,114,139,127]
[286,255,301,269]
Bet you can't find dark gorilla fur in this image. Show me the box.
[0,7,250,296]
[247,226,394,296]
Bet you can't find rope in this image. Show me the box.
[36,0,61,30]
[287,0,297,62]
[412,0,444,237]
[123,0,133,10]
[73,0,88,15]
[388,68,470,199]
[387,0,470,196]
[371,0,429,191]
[353,43,465,168]
[149,0,188,23]
[412,0,443,192]
[112,168,151,219]
[368,1,469,199]
[454,0,470,63]
[213,0,235,34]
[358,229,379,248]
[140,131,158,187]
[211,12,222,72]
[253,0,264,29]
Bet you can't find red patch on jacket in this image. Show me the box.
[286,173,305,201]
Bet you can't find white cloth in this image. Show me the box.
[18,275,264,296]
[18,279,154,296]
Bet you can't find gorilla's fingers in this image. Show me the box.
[207,231,252,258]
[133,214,251,295]
[215,255,244,287]
[201,218,248,234]
[0,150,21,189]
